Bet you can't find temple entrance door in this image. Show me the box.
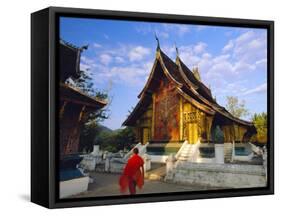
[187,123,198,144]
[142,128,149,145]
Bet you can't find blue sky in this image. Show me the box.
[60,17,267,130]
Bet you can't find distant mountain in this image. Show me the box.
[97,124,113,133]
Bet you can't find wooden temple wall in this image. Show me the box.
[234,124,248,142]
[221,124,249,143]
[222,125,235,143]
[153,77,180,142]
[206,115,214,142]
[59,101,86,157]
[135,104,153,144]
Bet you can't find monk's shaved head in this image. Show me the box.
[133,148,139,154]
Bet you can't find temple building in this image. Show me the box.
[59,40,107,157]
[123,45,256,146]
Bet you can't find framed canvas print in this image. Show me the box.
[31,6,274,208]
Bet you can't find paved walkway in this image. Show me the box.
[70,172,218,198]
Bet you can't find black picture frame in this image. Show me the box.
[31,6,274,209]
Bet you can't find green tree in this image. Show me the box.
[225,96,249,118]
[114,127,136,151]
[251,112,267,144]
[79,125,137,153]
[70,69,110,123]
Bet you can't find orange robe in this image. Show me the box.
[119,154,144,194]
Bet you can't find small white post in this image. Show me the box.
[105,156,110,172]
[165,153,176,181]
[91,157,97,171]
[91,145,100,155]
[143,154,151,172]
[215,144,224,164]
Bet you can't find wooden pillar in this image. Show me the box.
[59,101,68,119]
[179,96,183,140]
[151,93,155,140]
[78,105,86,122]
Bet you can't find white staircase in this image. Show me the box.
[175,140,200,162]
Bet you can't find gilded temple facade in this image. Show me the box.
[123,46,256,145]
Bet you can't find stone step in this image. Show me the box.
[145,164,166,181]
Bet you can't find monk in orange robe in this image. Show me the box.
[119,148,144,195]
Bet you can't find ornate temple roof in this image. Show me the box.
[123,46,254,127]
[60,40,106,110]
[60,39,88,82]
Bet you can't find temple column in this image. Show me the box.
[179,96,183,140]
[151,94,155,139]
[59,101,68,119]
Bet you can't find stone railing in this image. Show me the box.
[79,143,149,174]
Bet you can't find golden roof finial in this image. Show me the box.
[193,65,201,81]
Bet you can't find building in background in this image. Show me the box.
[123,45,256,148]
[59,40,107,158]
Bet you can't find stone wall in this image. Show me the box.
[168,161,266,188]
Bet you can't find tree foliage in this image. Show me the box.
[66,69,110,124]
[251,112,267,144]
[79,125,136,153]
[225,96,249,118]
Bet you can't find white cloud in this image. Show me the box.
[230,30,267,63]
[100,53,112,65]
[222,40,234,53]
[93,60,152,87]
[80,63,90,71]
[115,56,125,63]
[196,25,207,31]
[93,43,102,48]
[81,56,94,65]
[162,24,190,37]
[194,42,207,54]
[135,23,190,40]
[177,25,190,36]
[128,46,151,62]
[80,43,154,87]
[255,58,267,66]
[243,83,267,95]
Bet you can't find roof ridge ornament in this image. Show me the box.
[175,42,179,57]
[155,32,160,51]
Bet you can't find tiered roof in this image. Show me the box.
[60,40,106,110]
[123,47,254,127]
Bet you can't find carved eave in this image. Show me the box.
[177,57,213,99]
[176,87,215,115]
[175,56,199,91]
[138,49,183,99]
[60,83,107,110]
[122,93,152,126]
[180,80,253,126]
